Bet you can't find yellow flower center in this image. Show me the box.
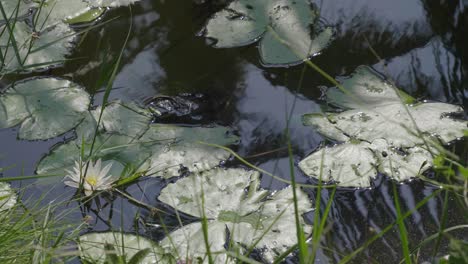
[85,175,98,187]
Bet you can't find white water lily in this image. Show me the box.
[64,159,115,196]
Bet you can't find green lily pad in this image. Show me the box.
[0,182,17,212]
[0,77,90,140]
[79,232,171,264]
[140,124,239,178]
[33,0,96,29]
[86,0,141,7]
[0,22,76,72]
[204,0,334,66]
[75,101,152,142]
[159,168,313,262]
[300,67,467,187]
[0,0,33,22]
[36,133,150,177]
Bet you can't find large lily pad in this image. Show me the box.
[75,101,152,141]
[299,67,467,187]
[0,182,17,212]
[86,0,141,7]
[0,0,34,22]
[79,232,171,264]
[159,168,313,262]
[140,124,239,178]
[0,22,76,72]
[33,0,104,29]
[0,77,90,140]
[204,0,334,67]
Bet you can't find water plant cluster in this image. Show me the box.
[0,0,467,263]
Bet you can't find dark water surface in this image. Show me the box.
[0,0,467,263]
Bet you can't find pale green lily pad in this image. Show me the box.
[299,141,377,187]
[159,168,266,218]
[75,102,152,141]
[326,66,408,109]
[33,0,94,29]
[141,124,239,178]
[36,133,149,177]
[79,232,171,264]
[370,139,434,181]
[159,168,313,262]
[302,113,349,142]
[325,103,466,147]
[0,182,17,212]
[0,22,76,72]
[161,222,235,264]
[86,0,141,7]
[0,0,33,21]
[0,77,90,140]
[300,67,467,187]
[204,0,334,66]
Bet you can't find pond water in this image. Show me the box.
[0,0,467,263]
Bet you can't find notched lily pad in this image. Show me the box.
[204,0,334,67]
[0,77,90,140]
[78,232,171,264]
[159,168,313,262]
[300,67,467,187]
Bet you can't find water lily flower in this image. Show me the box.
[64,159,115,196]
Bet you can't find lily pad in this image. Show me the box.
[0,77,90,140]
[0,22,76,72]
[204,0,334,67]
[79,232,171,264]
[75,101,152,141]
[0,0,34,22]
[159,168,313,262]
[140,124,239,178]
[36,133,149,177]
[86,0,141,7]
[33,0,104,29]
[299,67,467,187]
[0,182,17,212]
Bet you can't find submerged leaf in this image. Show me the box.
[33,0,94,29]
[0,78,90,140]
[159,168,313,262]
[204,0,333,66]
[79,232,170,264]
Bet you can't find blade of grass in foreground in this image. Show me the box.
[339,189,441,263]
[392,181,411,264]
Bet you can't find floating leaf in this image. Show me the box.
[36,133,149,177]
[0,182,17,212]
[33,0,96,29]
[75,101,152,141]
[0,0,33,22]
[159,168,313,262]
[325,66,411,109]
[141,124,239,178]
[204,0,333,66]
[299,141,377,187]
[0,78,90,140]
[0,22,76,72]
[79,232,171,264]
[300,67,467,187]
[86,0,141,7]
